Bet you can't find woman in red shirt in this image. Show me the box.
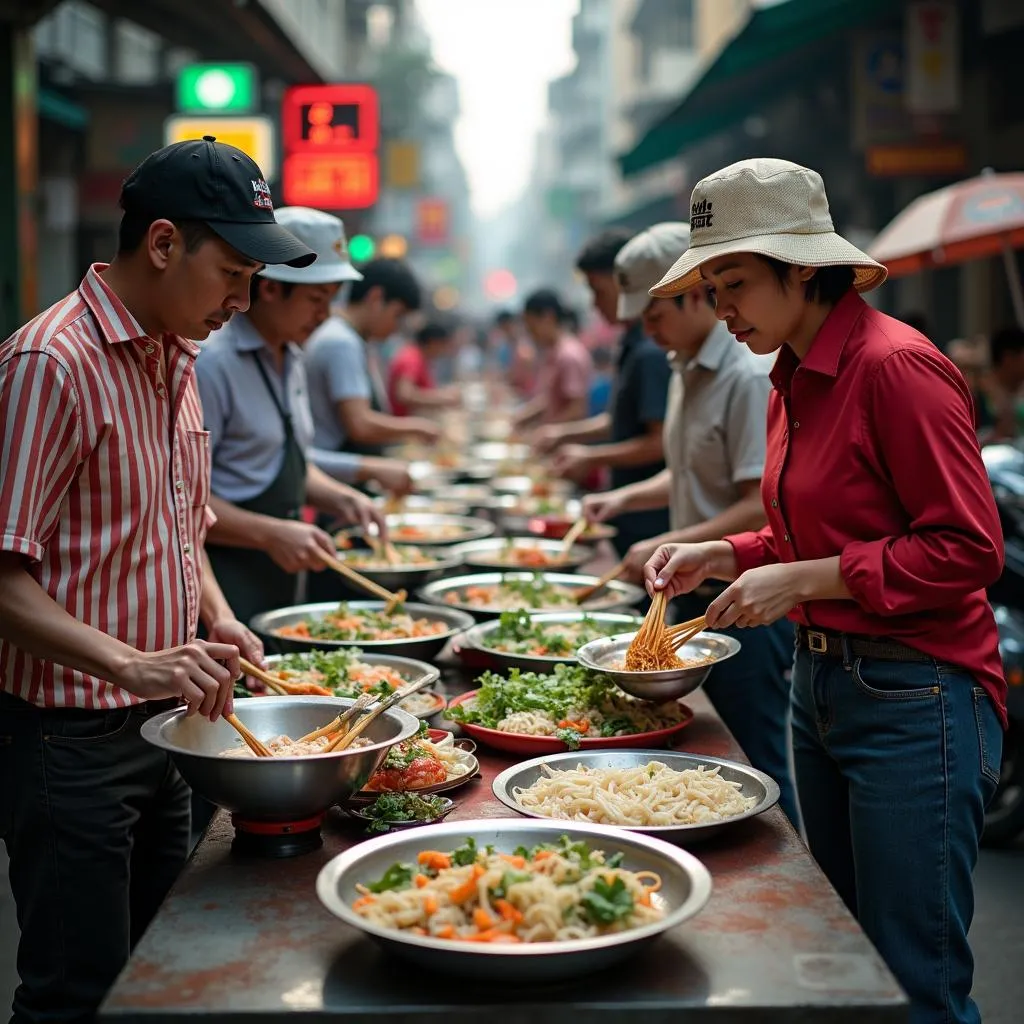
[645,159,1003,1024]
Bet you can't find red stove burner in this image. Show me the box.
[230,812,325,858]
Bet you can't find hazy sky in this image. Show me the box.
[417,0,579,220]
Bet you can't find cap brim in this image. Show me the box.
[208,220,316,268]
[260,262,364,285]
[616,289,651,321]
[649,231,888,297]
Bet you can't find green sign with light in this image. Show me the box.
[348,235,376,263]
[177,64,258,113]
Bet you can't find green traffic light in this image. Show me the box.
[349,235,376,262]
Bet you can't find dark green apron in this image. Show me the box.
[206,352,307,627]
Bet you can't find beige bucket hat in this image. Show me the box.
[650,158,887,297]
[615,222,691,320]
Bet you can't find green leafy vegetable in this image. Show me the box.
[580,876,634,925]
[367,862,415,893]
[361,793,448,834]
[450,837,481,867]
[489,869,533,900]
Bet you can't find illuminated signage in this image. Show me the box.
[282,152,379,210]
[176,63,257,113]
[163,115,276,179]
[417,197,449,245]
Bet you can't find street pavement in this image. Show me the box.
[1,836,1022,1019]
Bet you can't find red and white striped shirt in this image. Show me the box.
[0,264,214,708]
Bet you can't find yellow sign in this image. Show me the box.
[163,115,276,180]
[386,140,420,189]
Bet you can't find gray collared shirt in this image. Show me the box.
[195,314,358,503]
[664,322,773,531]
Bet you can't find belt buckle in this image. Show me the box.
[806,630,828,654]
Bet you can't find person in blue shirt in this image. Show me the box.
[588,345,614,415]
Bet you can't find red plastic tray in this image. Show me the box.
[444,690,694,756]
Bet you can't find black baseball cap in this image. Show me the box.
[120,136,316,268]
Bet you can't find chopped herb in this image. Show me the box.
[450,836,481,866]
[361,793,448,834]
[580,876,634,925]
[366,862,415,893]
[490,869,532,900]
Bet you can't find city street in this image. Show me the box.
[2,836,1023,1020]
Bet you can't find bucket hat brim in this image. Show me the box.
[649,230,887,297]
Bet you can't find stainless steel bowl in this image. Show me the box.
[251,601,475,658]
[492,749,780,843]
[418,572,647,621]
[462,610,645,673]
[329,542,464,591]
[576,631,741,701]
[489,476,574,498]
[386,512,496,546]
[260,652,444,720]
[451,537,593,573]
[316,817,712,981]
[140,696,420,820]
[372,494,473,517]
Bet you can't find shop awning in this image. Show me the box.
[620,0,893,177]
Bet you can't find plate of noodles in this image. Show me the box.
[237,651,445,720]
[385,513,496,546]
[315,817,712,980]
[419,572,645,621]
[461,610,645,673]
[251,601,475,660]
[443,665,694,754]
[492,750,780,844]
[452,538,593,573]
[330,539,463,590]
[576,631,741,702]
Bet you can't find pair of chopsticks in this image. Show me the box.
[298,675,435,752]
[320,552,407,613]
[366,532,402,566]
[224,713,273,757]
[238,657,332,697]
[665,614,707,651]
[558,517,588,562]
[574,559,626,604]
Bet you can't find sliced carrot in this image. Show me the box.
[498,854,526,869]
[448,864,485,904]
[423,896,439,916]
[532,849,555,862]
[417,851,452,871]
[414,873,430,888]
[352,895,376,910]
[472,907,495,930]
[493,898,523,923]
[410,927,427,936]
[435,924,456,939]
[638,891,652,908]
[465,928,520,943]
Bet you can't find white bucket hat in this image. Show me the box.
[650,158,887,297]
[615,222,692,320]
[259,207,364,285]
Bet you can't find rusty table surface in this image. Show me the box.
[101,647,908,1024]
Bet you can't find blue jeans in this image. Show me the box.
[791,648,1002,1024]
[673,595,800,827]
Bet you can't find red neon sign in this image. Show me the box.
[282,152,379,209]
[282,84,379,154]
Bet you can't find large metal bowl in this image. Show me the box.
[259,652,444,720]
[451,537,594,574]
[492,749,780,844]
[251,601,475,658]
[461,610,645,673]
[385,512,495,546]
[576,631,742,701]
[418,571,646,621]
[329,541,464,591]
[140,696,420,820]
[372,494,473,517]
[316,817,712,981]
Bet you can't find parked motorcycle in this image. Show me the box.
[981,443,1024,846]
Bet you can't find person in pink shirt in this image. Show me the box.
[512,288,593,428]
[387,320,461,416]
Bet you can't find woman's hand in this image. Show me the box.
[706,563,806,629]
[644,541,736,600]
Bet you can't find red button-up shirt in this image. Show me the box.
[725,290,1006,725]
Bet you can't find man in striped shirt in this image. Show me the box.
[0,137,314,1024]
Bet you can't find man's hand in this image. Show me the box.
[263,520,338,573]
[582,490,626,525]
[114,639,240,720]
[532,424,566,456]
[551,443,594,482]
[622,537,662,583]
[407,418,442,445]
[362,457,413,497]
[328,488,388,541]
[706,563,807,629]
[207,618,264,668]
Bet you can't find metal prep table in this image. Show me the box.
[101,647,908,1024]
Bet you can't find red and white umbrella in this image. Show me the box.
[869,169,1024,326]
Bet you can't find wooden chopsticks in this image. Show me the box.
[666,615,707,651]
[320,552,407,612]
[326,676,435,752]
[224,713,273,757]
[573,560,626,604]
[559,517,588,561]
[297,691,376,744]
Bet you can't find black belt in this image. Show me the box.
[796,626,932,663]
